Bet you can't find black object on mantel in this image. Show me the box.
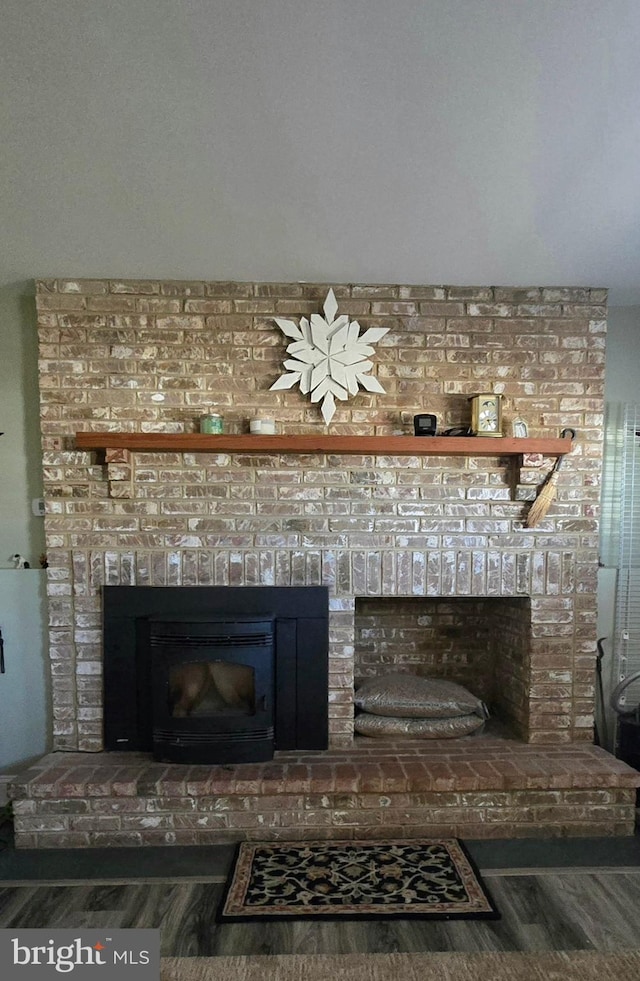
[413,414,437,436]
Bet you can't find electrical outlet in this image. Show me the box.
[31,498,45,517]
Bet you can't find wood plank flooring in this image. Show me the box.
[1,871,640,956]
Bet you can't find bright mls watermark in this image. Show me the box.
[0,929,160,980]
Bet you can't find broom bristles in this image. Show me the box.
[525,469,560,527]
[526,433,575,528]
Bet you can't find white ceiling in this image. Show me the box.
[2,0,640,304]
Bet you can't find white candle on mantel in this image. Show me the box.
[250,419,276,434]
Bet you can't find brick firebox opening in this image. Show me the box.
[355,596,531,738]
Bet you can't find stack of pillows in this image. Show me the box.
[354,672,489,738]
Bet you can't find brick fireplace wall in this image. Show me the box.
[35,280,607,752]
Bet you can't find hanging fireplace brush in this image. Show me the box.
[525,428,576,528]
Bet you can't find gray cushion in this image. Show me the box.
[354,712,485,738]
[354,672,486,719]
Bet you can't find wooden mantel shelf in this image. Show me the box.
[75,432,573,457]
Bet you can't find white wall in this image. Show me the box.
[1,0,640,298]
[0,570,50,772]
[0,284,45,568]
[604,307,640,403]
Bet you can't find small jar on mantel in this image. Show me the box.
[199,412,224,434]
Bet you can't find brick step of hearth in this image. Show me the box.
[8,738,640,848]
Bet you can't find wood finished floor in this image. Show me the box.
[1,869,640,955]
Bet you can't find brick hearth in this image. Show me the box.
[9,737,639,848]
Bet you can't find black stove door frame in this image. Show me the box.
[102,586,329,755]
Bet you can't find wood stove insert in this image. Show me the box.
[103,586,329,763]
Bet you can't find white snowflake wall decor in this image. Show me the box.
[269,289,390,424]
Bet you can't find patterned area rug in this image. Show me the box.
[218,838,499,920]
